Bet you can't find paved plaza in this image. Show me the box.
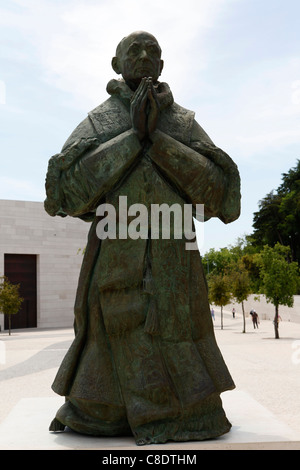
[0,308,300,450]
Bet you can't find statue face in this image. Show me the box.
[114,32,164,88]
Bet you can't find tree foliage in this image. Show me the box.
[229,263,252,333]
[0,276,23,335]
[204,160,300,338]
[204,235,300,337]
[208,273,232,329]
[252,159,300,264]
[202,236,255,277]
[239,253,261,293]
[256,244,300,338]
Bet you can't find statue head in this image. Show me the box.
[112,31,164,90]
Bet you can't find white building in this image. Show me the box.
[0,199,90,330]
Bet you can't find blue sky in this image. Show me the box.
[1,0,300,253]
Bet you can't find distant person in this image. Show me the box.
[252,311,259,329]
[232,307,235,319]
[211,308,215,321]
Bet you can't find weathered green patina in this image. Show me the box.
[45,31,240,445]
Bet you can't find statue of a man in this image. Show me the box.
[46,31,240,445]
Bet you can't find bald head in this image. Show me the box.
[112,31,164,90]
[115,31,162,58]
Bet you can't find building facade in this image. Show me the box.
[0,200,90,330]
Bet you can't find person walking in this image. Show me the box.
[211,308,215,321]
[252,310,259,329]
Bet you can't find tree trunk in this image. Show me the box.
[8,314,11,336]
[274,305,280,339]
[242,301,246,333]
[221,306,223,330]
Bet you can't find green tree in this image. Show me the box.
[240,252,262,293]
[0,276,23,336]
[203,243,246,278]
[208,273,232,330]
[257,244,300,339]
[229,264,252,333]
[203,236,259,278]
[252,191,283,247]
[202,247,233,277]
[252,160,300,265]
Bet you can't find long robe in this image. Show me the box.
[45,80,241,445]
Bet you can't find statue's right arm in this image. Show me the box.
[44,126,142,218]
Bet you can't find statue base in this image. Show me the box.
[0,390,299,450]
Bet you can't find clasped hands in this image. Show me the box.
[130,77,159,142]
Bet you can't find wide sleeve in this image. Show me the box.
[148,121,241,224]
[44,125,142,219]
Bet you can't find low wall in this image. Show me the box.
[218,294,300,324]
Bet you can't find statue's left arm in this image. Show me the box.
[148,121,241,224]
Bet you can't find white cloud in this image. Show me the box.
[204,56,300,165]
[0,80,6,104]
[236,128,300,148]
[291,80,300,105]
[0,0,231,110]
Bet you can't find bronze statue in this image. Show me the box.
[45,31,240,445]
